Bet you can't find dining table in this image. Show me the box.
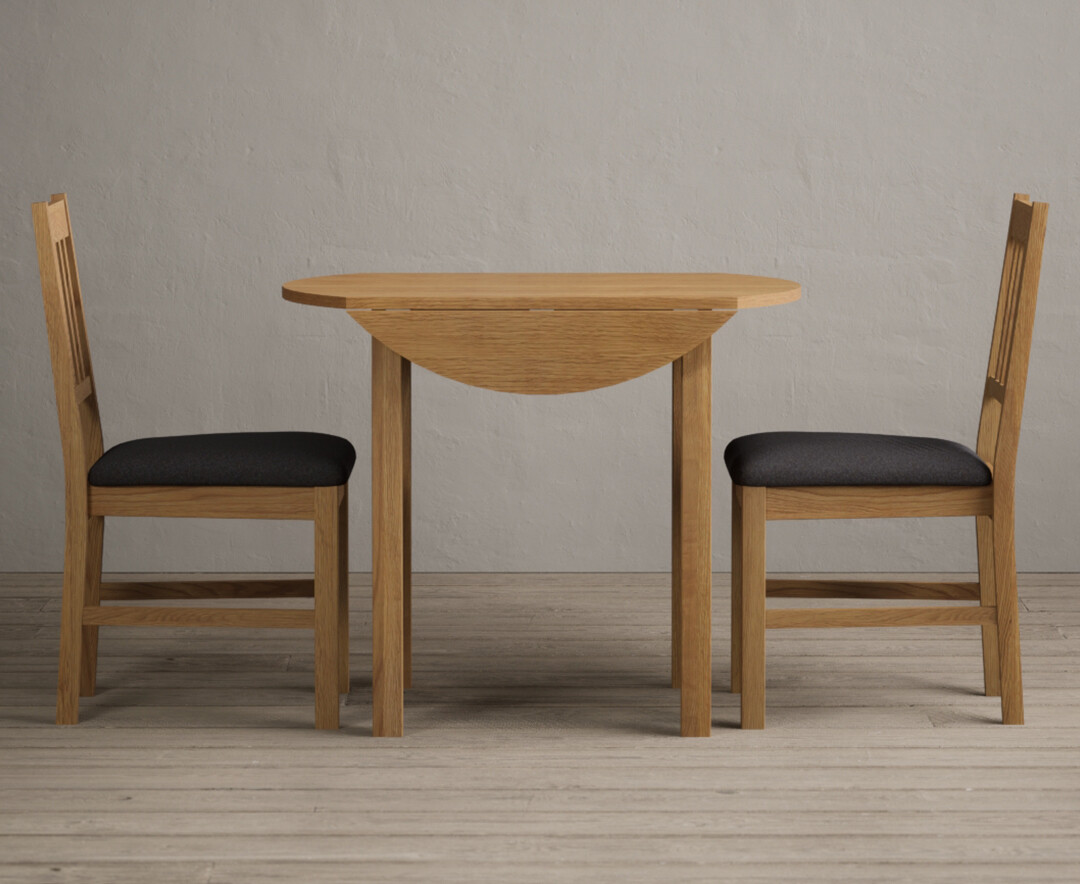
[282,273,800,736]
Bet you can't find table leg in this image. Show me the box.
[671,360,682,690]
[402,360,412,690]
[674,340,712,737]
[372,338,408,736]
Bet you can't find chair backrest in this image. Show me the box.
[976,193,1049,486]
[32,194,104,491]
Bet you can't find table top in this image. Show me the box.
[282,273,800,311]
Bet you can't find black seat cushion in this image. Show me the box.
[88,432,356,488]
[724,432,992,488]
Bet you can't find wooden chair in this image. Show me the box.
[32,193,353,729]
[727,194,1048,728]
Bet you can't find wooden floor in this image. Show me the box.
[1,572,1078,882]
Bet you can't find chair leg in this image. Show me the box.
[79,515,104,697]
[739,486,767,729]
[57,511,96,724]
[314,487,341,730]
[671,576,682,689]
[403,553,412,690]
[976,514,1000,697]
[992,503,1024,724]
[730,488,742,693]
[337,486,350,694]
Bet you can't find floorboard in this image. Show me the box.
[1,572,1078,881]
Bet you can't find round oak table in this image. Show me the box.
[283,273,800,736]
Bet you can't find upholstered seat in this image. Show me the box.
[88,432,356,488]
[723,432,992,488]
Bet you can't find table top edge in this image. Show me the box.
[282,273,801,311]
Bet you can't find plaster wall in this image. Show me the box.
[1,1,1077,572]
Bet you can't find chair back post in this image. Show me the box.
[976,194,1049,490]
[31,194,104,502]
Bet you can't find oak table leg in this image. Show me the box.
[402,360,412,690]
[372,338,408,737]
[675,340,712,737]
[671,360,682,689]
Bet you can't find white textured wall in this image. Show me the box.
[1,1,1077,573]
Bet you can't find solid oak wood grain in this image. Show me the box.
[765,485,993,520]
[56,501,93,722]
[337,485,350,693]
[674,341,711,737]
[289,268,799,736]
[738,486,767,729]
[45,197,70,239]
[73,375,93,404]
[78,515,104,698]
[31,194,349,730]
[34,195,104,724]
[993,491,1023,724]
[765,606,997,630]
[372,338,407,737]
[313,487,341,730]
[730,194,1049,730]
[285,272,800,311]
[350,309,733,395]
[89,485,317,519]
[80,606,316,629]
[976,513,1002,696]
[982,195,1047,725]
